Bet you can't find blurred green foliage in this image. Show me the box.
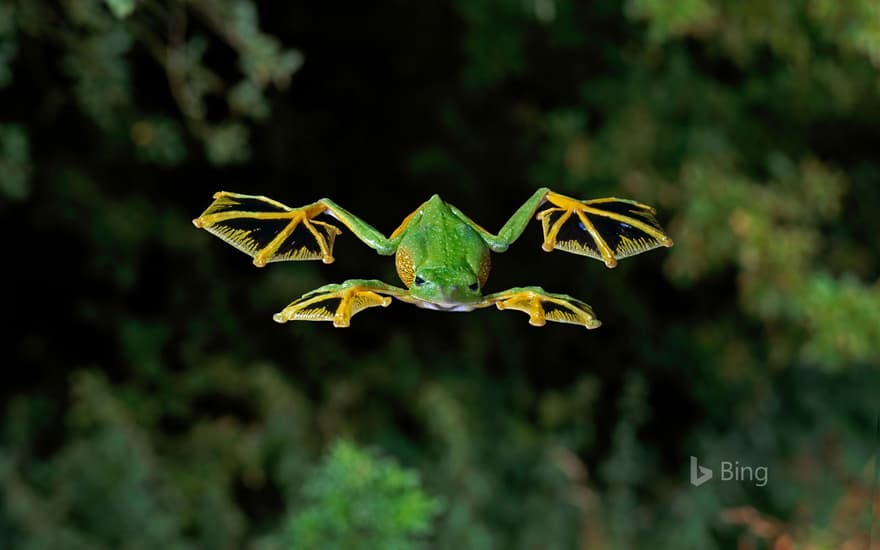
[8,0,300,168]
[2,0,880,548]
[287,440,441,550]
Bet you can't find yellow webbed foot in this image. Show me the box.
[193,192,341,266]
[484,287,601,329]
[536,192,673,268]
[273,281,400,327]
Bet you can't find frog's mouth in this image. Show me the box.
[413,300,476,312]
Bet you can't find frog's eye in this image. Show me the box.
[468,282,479,291]
[414,276,426,286]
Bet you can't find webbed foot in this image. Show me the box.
[273,280,407,327]
[536,192,673,268]
[482,286,601,329]
[193,192,342,266]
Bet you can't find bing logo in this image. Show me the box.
[690,456,768,487]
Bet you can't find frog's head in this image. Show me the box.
[410,265,482,307]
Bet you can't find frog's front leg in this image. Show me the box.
[448,188,673,268]
[476,287,602,329]
[273,279,410,328]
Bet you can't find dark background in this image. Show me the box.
[2,0,880,548]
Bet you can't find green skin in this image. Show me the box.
[194,187,673,327]
[398,194,491,307]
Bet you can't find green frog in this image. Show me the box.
[193,188,673,328]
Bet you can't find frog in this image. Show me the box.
[192,188,673,329]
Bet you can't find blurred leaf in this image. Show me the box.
[104,0,135,19]
[131,117,187,166]
[228,80,270,120]
[203,122,250,165]
[626,0,717,40]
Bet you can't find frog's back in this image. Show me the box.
[394,195,490,288]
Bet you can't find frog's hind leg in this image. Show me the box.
[273,279,410,328]
[477,286,601,329]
